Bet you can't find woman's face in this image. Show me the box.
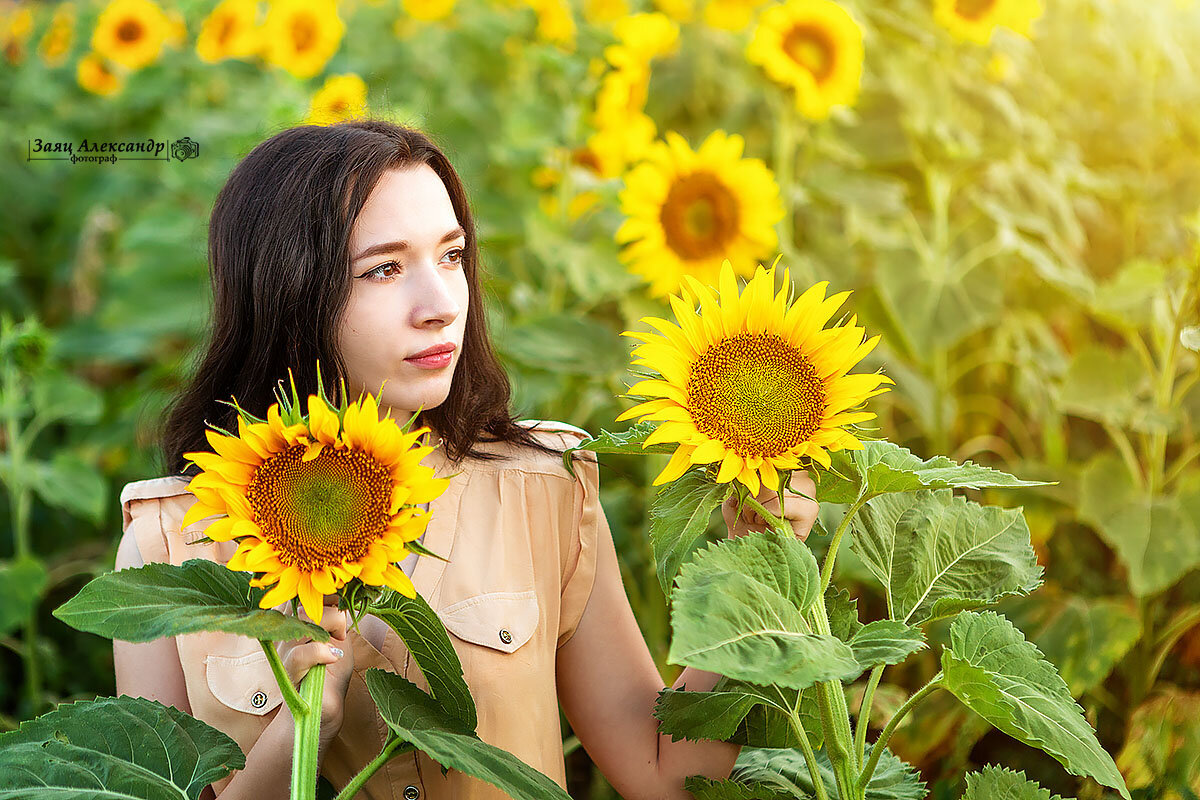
[337,163,469,428]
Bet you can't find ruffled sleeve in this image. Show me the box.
[557,446,605,648]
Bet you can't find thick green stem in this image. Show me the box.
[857,672,942,793]
[854,665,884,766]
[807,589,858,798]
[332,734,412,800]
[259,639,308,719]
[291,663,326,800]
[786,705,829,800]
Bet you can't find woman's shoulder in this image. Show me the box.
[474,418,597,478]
[119,475,194,532]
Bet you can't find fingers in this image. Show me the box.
[280,639,347,686]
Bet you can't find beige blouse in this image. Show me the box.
[118,419,605,800]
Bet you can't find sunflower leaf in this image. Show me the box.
[52,558,327,642]
[849,489,1043,625]
[0,695,244,799]
[733,742,927,800]
[847,621,926,672]
[403,538,451,563]
[941,611,1130,800]
[668,530,860,688]
[369,588,477,733]
[683,775,806,800]
[962,765,1072,800]
[648,469,729,600]
[561,421,678,478]
[364,669,572,800]
[816,440,1053,505]
[655,678,822,750]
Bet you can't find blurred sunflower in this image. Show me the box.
[38,3,75,67]
[933,0,1043,45]
[181,391,451,624]
[746,0,863,120]
[527,0,576,50]
[305,73,368,125]
[196,0,260,63]
[617,257,894,492]
[402,0,457,22]
[704,0,770,32]
[616,129,783,298]
[90,0,172,70]
[604,12,678,68]
[261,0,344,79]
[584,0,631,27]
[77,51,124,95]
[652,0,695,22]
[2,4,33,64]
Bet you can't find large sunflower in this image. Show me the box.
[616,129,784,298]
[91,0,173,71]
[746,0,863,120]
[260,0,344,79]
[616,257,894,493]
[304,73,368,125]
[932,0,1043,45]
[181,391,450,625]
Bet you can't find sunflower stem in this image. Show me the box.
[819,494,867,593]
[332,733,413,800]
[291,662,326,800]
[854,664,885,766]
[786,705,829,800]
[260,638,309,719]
[807,588,859,798]
[857,672,942,795]
[739,493,787,534]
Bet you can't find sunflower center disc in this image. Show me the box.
[687,332,826,458]
[661,172,740,260]
[783,24,836,82]
[247,444,393,571]
[292,16,317,51]
[954,0,997,20]
[117,18,143,43]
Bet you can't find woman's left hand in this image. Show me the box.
[721,469,819,542]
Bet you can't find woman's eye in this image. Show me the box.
[446,247,465,266]
[366,261,401,281]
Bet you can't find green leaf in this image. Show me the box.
[683,775,803,800]
[53,559,326,643]
[816,440,1053,505]
[1057,344,1146,426]
[498,313,627,375]
[654,688,766,744]
[961,765,1072,800]
[847,621,926,671]
[1078,452,1200,597]
[825,586,864,640]
[28,369,103,426]
[941,611,1130,800]
[733,743,927,800]
[367,588,477,733]
[998,589,1141,697]
[561,421,677,476]
[0,695,244,799]
[851,489,1044,624]
[28,450,108,523]
[0,557,47,636]
[1115,687,1200,796]
[364,669,571,800]
[668,530,859,689]
[647,469,729,600]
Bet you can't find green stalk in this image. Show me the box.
[807,589,858,798]
[786,704,829,800]
[819,495,867,594]
[857,672,942,794]
[332,734,413,800]
[854,665,884,766]
[292,663,326,800]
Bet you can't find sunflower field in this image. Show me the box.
[2,0,1200,797]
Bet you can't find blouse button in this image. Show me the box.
[499,628,512,644]
[250,691,267,709]
[403,785,421,800]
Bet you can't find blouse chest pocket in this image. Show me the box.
[205,648,286,716]
[438,590,539,653]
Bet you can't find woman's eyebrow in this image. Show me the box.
[352,225,466,262]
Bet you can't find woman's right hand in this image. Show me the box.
[274,595,356,744]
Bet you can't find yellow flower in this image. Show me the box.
[616,129,783,298]
[2,5,33,64]
[605,12,678,68]
[527,0,576,50]
[593,63,651,127]
[181,391,451,625]
[746,0,863,120]
[704,0,769,32]
[91,0,173,71]
[305,73,368,125]
[403,0,457,22]
[933,0,1043,45]
[653,0,694,23]
[261,0,345,79]
[196,0,261,63]
[584,0,630,26]
[77,51,124,95]
[617,257,894,491]
[587,119,657,179]
[38,3,76,67]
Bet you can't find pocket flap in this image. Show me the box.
[205,649,285,716]
[439,591,539,653]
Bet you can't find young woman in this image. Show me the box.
[112,119,818,800]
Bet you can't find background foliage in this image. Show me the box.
[2,0,1199,797]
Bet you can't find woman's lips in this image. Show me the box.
[405,350,453,369]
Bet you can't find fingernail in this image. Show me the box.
[330,646,344,659]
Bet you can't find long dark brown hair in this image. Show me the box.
[160,119,571,477]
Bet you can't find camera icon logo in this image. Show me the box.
[171,137,200,162]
